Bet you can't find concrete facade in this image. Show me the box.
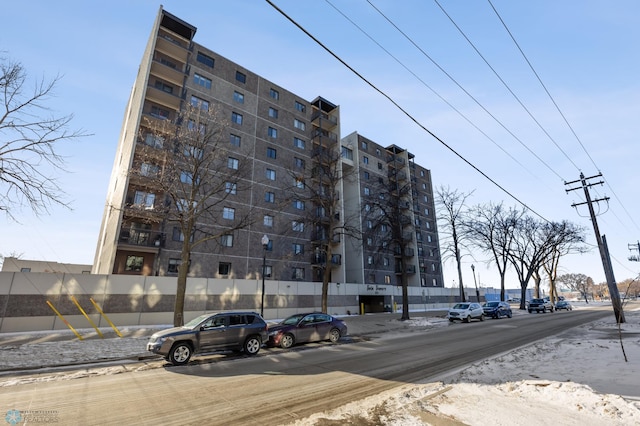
[0,271,465,333]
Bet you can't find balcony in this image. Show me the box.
[312,128,338,142]
[394,247,415,257]
[146,83,182,111]
[311,110,338,131]
[395,264,416,274]
[155,32,189,64]
[150,59,185,87]
[310,253,342,267]
[118,229,165,249]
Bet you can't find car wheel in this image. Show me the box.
[329,328,341,343]
[169,342,192,366]
[508,312,513,318]
[479,314,484,322]
[542,307,546,313]
[280,333,295,349]
[244,336,261,355]
[448,318,454,322]
[528,309,532,313]
[463,315,470,323]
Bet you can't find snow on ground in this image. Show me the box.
[0,304,639,425]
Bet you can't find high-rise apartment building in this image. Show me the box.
[93,7,443,289]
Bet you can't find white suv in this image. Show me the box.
[447,302,485,323]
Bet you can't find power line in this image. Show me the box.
[323,0,549,189]
[265,0,550,222]
[365,0,565,182]
[433,0,580,173]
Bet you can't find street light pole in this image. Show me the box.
[261,234,269,317]
[471,264,480,302]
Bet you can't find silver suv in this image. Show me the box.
[147,312,268,366]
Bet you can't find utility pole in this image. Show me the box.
[628,241,640,262]
[565,173,625,323]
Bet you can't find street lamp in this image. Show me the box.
[471,264,480,302]
[261,234,269,317]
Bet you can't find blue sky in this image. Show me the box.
[2,0,639,290]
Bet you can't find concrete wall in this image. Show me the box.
[0,271,465,333]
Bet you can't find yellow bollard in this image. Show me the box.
[71,296,103,338]
[46,301,83,340]
[90,298,123,337]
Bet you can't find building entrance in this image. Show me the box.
[359,295,387,314]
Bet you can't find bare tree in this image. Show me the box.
[466,202,522,302]
[539,221,588,304]
[285,135,359,313]
[436,186,474,303]
[363,155,416,320]
[557,273,592,303]
[142,104,253,326]
[506,215,558,310]
[0,58,87,220]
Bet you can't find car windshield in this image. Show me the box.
[281,314,307,325]
[183,314,211,328]
[452,303,470,309]
[484,302,499,307]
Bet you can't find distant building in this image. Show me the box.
[1,257,92,274]
[92,6,444,288]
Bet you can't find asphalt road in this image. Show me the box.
[0,308,611,425]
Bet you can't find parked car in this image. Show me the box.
[268,313,347,349]
[555,301,573,311]
[482,301,513,319]
[528,298,554,313]
[447,302,484,323]
[147,311,268,366]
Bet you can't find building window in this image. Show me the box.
[270,88,279,100]
[341,146,353,160]
[197,52,214,67]
[264,265,272,278]
[180,170,195,185]
[432,278,438,286]
[377,162,382,170]
[268,107,278,118]
[367,256,374,265]
[292,267,304,280]
[361,140,368,150]
[293,200,305,210]
[427,234,432,243]
[230,134,241,146]
[292,221,304,232]
[231,112,243,124]
[363,171,369,180]
[294,177,304,189]
[190,95,209,111]
[154,80,173,94]
[364,187,370,196]
[384,275,391,284]
[227,157,239,170]
[218,262,231,275]
[172,227,188,242]
[225,182,237,194]
[265,191,275,203]
[293,243,304,255]
[422,183,427,190]
[421,170,425,177]
[150,105,170,120]
[233,91,244,103]
[125,255,144,272]
[363,156,369,164]
[144,133,164,148]
[133,191,155,209]
[266,169,276,180]
[294,101,305,112]
[140,162,159,177]
[424,207,429,215]
[264,215,273,227]
[268,127,277,138]
[168,258,180,273]
[187,120,206,135]
[294,157,305,169]
[223,207,235,220]
[235,71,246,83]
[294,137,305,149]
[383,257,390,266]
[221,234,234,247]
[194,73,212,89]
[293,119,305,130]
[368,274,376,284]
[367,237,373,246]
[366,220,372,229]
